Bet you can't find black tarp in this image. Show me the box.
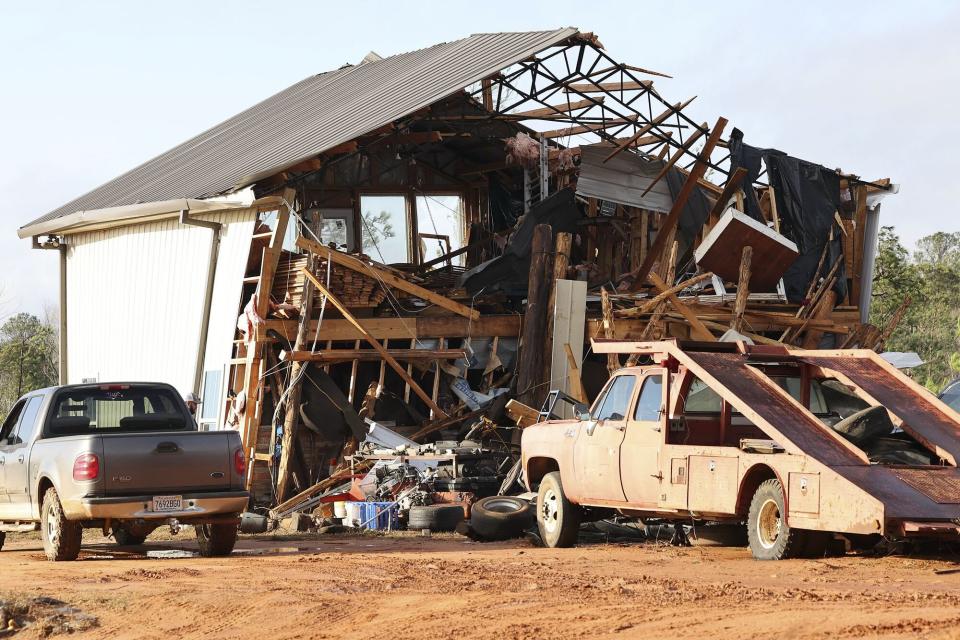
[460,187,582,295]
[729,129,846,303]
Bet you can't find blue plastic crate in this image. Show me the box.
[349,501,400,530]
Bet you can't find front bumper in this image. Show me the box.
[73,491,249,521]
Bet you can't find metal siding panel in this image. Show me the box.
[25,29,578,229]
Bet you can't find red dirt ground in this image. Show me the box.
[1,530,959,639]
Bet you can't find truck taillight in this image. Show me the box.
[234,449,246,476]
[73,453,99,481]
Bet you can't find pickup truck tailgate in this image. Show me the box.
[101,432,233,494]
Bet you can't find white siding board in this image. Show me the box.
[65,209,256,398]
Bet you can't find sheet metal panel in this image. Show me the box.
[576,145,673,213]
[66,209,255,395]
[683,351,862,466]
[802,355,960,462]
[24,29,577,231]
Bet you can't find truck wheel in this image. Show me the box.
[0,532,5,551]
[196,523,238,557]
[748,479,820,560]
[112,525,148,546]
[537,472,580,548]
[41,488,82,561]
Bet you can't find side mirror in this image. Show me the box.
[573,403,591,421]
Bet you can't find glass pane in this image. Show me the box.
[320,218,349,249]
[13,397,42,444]
[201,370,222,421]
[49,385,188,433]
[685,378,722,413]
[360,195,408,264]
[634,376,663,421]
[595,376,636,421]
[416,195,464,266]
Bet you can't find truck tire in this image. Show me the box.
[112,524,148,546]
[195,523,238,557]
[407,505,464,532]
[536,472,580,548]
[747,479,821,560]
[470,496,533,540]
[41,488,82,561]
[0,532,5,551]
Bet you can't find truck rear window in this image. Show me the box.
[46,386,191,436]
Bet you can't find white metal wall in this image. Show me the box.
[65,209,256,396]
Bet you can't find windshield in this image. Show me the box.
[941,381,960,412]
[45,385,191,436]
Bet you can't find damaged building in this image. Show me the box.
[18,28,899,509]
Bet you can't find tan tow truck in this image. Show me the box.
[521,340,960,559]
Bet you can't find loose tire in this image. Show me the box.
[536,472,580,548]
[470,496,533,540]
[407,505,464,532]
[747,479,825,560]
[195,523,238,557]
[41,488,82,561]
[112,525,148,546]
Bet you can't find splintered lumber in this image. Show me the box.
[648,272,715,341]
[619,272,714,317]
[604,97,697,163]
[565,80,653,93]
[631,116,727,289]
[705,167,748,225]
[564,343,587,403]
[696,318,782,346]
[297,236,479,320]
[271,460,374,517]
[601,288,620,375]
[801,290,838,349]
[730,246,753,333]
[517,225,554,408]
[541,116,640,139]
[510,97,602,120]
[301,267,447,418]
[506,399,541,429]
[280,349,467,363]
[640,122,709,198]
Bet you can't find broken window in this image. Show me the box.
[416,194,464,265]
[360,195,408,264]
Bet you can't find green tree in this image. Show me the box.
[869,227,960,391]
[360,209,396,260]
[0,313,58,414]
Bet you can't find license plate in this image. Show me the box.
[152,495,183,512]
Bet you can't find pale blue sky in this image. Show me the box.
[1,1,958,317]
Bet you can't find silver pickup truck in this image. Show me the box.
[0,382,249,561]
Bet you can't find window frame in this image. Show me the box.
[592,374,638,422]
[633,372,665,422]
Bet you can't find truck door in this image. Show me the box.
[3,396,43,519]
[620,371,665,507]
[573,374,635,502]
[0,399,27,513]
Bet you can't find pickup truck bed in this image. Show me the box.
[0,382,248,560]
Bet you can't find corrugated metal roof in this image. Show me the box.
[23,28,579,234]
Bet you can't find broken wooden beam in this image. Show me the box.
[301,267,447,418]
[510,97,603,120]
[565,80,653,93]
[630,116,728,289]
[639,121,708,197]
[648,272,716,341]
[604,96,697,163]
[296,236,480,320]
[730,246,753,334]
[279,349,467,363]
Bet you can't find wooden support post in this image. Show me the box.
[543,231,572,385]
[276,254,316,502]
[630,117,728,290]
[600,288,620,374]
[730,246,753,334]
[517,225,553,408]
[301,267,447,418]
[564,343,587,403]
